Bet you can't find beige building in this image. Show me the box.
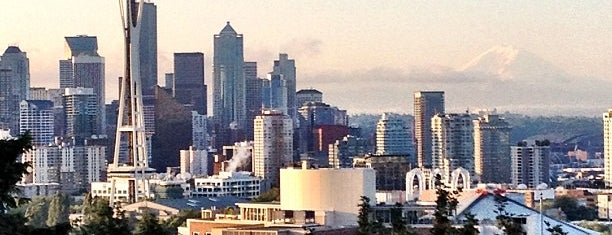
[604,109,612,186]
[253,110,293,187]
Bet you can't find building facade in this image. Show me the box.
[192,171,261,199]
[431,113,474,181]
[63,88,97,141]
[213,22,245,147]
[244,62,262,141]
[19,100,54,146]
[604,109,612,186]
[375,113,414,164]
[270,54,296,122]
[0,46,30,136]
[173,52,206,115]
[253,110,293,187]
[180,146,209,177]
[414,91,444,168]
[473,114,512,183]
[328,135,368,168]
[511,143,551,188]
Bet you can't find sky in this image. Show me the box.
[2,1,612,116]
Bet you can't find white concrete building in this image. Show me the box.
[280,167,376,226]
[431,113,474,181]
[192,111,207,150]
[604,109,612,186]
[253,110,293,187]
[192,171,261,199]
[180,146,209,176]
[375,112,413,157]
[511,144,550,188]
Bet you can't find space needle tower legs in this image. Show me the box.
[108,0,154,205]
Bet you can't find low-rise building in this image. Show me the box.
[192,171,262,199]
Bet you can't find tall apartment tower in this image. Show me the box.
[173,52,206,115]
[244,62,262,141]
[473,114,512,183]
[213,22,245,148]
[19,100,54,146]
[0,46,30,136]
[376,113,413,157]
[604,110,612,186]
[139,1,157,94]
[271,54,296,122]
[61,36,106,135]
[431,113,474,182]
[263,74,288,114]
[414,91,444,168]
[253,110,293,187]
[511,142,550,188]
[63,88,97,140]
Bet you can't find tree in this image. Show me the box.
[460,212,479,235]
[163,209,200,230]
[544,221,568,235]
[134,211,171,235]
[390,203,416,235]
[357,196,372,235]
[553,196,597,221]
[252,187,280,202]
[24,197,49,228]
[46,193,69,227]
[494,194,524,235]
[0,132,32,214]
[431,175,460,235]
[75,198,130,235]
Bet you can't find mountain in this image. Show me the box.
[459,45,569,81]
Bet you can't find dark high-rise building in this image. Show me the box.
[0,46,30,136]
[139,2,157,95]
[62,36,106,136]
[244,62,262,140]
[152,87,192,171]
[19,100,54,146]
[173,53,206,115]
[414,91,444,168]
[63,88,97,141]
[271,54,296,122]
[213,22,245,148]
[297,102,348,161]
[474,114,512,183]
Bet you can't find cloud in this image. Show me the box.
[280,38,322,57]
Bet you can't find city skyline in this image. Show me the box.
[2,1,612,115]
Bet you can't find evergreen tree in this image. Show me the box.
[46,193,69,227]
[430,175,460,235]
[76,198,130,235]
[545,221,568,235]
[460,212,479,235]
[0,132,32,214]
[357,196,372,235]
[24,196,49,228]
[390,202,416,235]
[494,194,524,235]
[134,211,171,235]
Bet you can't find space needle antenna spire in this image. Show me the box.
[108,0,154,205]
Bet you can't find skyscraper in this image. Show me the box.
[63,88,97,141]
[244,61,262,141]
[263,74,288,114]
[604,110,612,186]
[414,91,444,168]
[173,52,206,115]
[253,110,293,187]
[297,102,348,159]
[271,54,296,121]
[0,46,29,136]
[19,100,54,146]
[375,113,414,163]
[62,36,106,135]
[511,142,550,188]
[473,114,511,183]
[213,22,245,147]
[139,1,157,94]
[296,89,323,107]
[431,113,474,181]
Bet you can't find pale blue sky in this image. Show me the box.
[2,1,611,115]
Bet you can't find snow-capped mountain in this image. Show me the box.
[459,45,569,81]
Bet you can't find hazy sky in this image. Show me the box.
[2,1,611,115]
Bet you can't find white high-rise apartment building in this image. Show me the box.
[20,100,54,146]
[431,113,474,182]
[180,146,209,176]
[603,110,612,186]
[473,114,511,183]
[192,111,208,150]
[375,113,413,159]
[511,143,550,188]
[253,110,293,187]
